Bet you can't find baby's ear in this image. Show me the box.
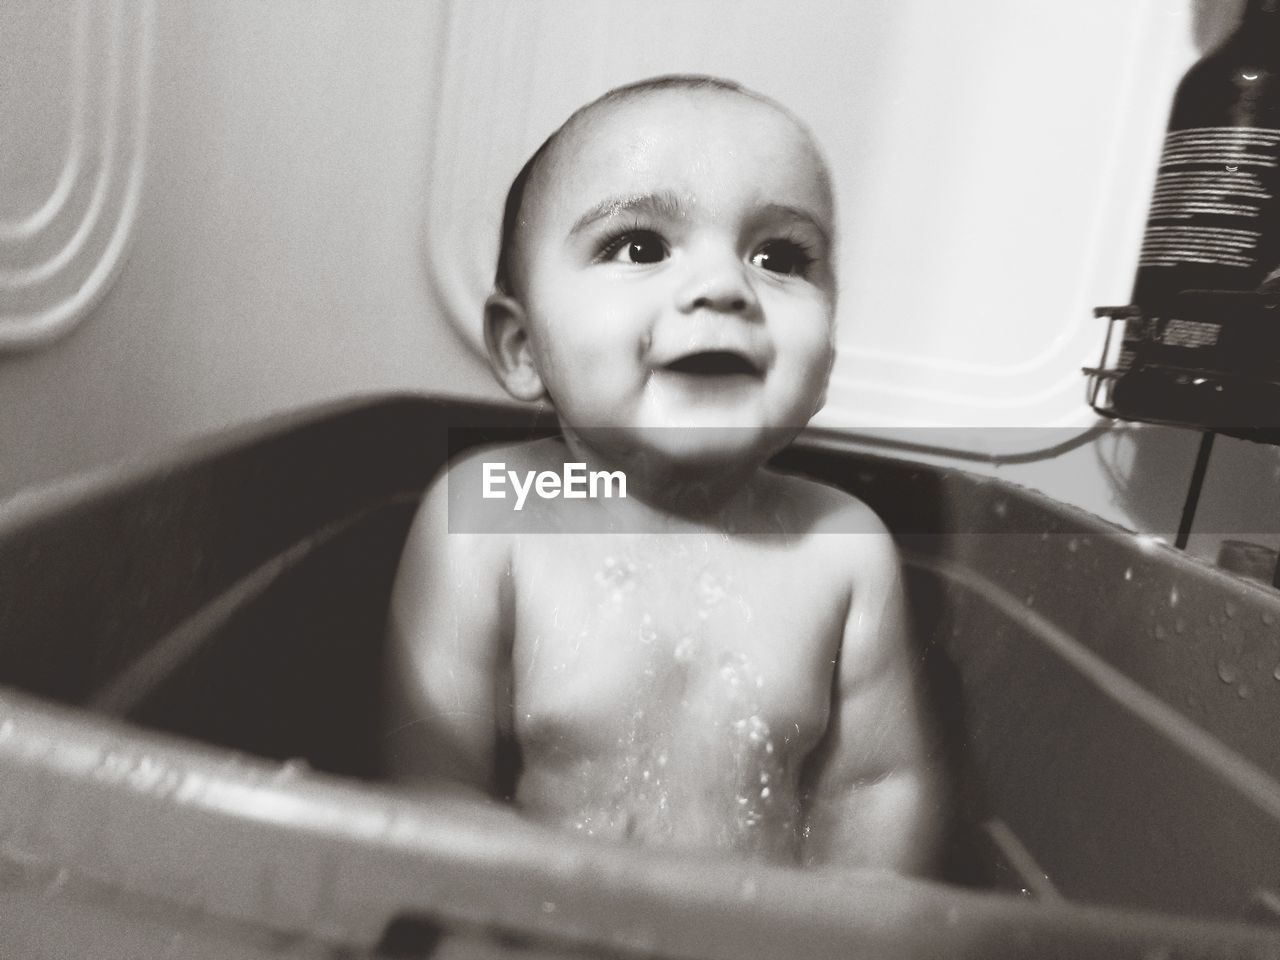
[483,293,547,402]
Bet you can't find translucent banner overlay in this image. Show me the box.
[437,426,1280,537]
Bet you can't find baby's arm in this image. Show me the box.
[383,462,513,799]
[801,519,945,874]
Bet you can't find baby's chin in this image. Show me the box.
[649,425,792,464]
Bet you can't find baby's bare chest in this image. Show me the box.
[508,535,848,757]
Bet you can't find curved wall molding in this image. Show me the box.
[0,0,153,352]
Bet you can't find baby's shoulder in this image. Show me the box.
[439,437,563,487]
[426,437,567,532]
[404,438,559,566]
[759,469,891,535]
[758,469,900,573]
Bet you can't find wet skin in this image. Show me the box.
[386,438,942,869]
[385,88,944,870]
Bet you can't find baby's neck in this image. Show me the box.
[557,429,769,531]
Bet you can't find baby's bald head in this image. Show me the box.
[493,75,832,301]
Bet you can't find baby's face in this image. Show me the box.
[514,88,837,467]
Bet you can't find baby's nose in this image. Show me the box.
[677,249,759,316]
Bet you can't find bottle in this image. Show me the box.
[1109,0,1280,437]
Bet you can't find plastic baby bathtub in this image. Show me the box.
[0,394,1278,959]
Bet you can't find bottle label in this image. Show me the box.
[1138,126,1280,269]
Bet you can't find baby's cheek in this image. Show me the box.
[807,320,837,375]
[777,307,834,366]
[805,335,836,410]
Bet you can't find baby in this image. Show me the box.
[385,75,945,872]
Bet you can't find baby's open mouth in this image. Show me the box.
[663,351,762,377]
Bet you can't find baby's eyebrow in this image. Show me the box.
[569,191,688,235]
[754,203,833,248]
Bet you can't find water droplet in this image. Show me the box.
[1263,611,1276,627]
[1273,665,1280,681]
[760,786,771,800]
[1225,601,1238,620]
[1169,586,1179,607]
[1174,617,1186,635]
[1024,595,1035,608]
[1217,660,1240,684]
[1238,684,1252,700]
[542,901,557,914]
[1124,567,1134,581]
[595,555,636,595]
[993,501,1008,519]
[697,569,728,607]
[674,635,697,663]
[1067,538,1080,553]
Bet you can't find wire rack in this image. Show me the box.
[1086,291,1280,586]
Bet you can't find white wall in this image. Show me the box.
[0,0,503,498]
[422,0,1193,432]
[2,0,1278,570]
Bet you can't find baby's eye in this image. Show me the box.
[751,239,816,277]
[601,230,668,265]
